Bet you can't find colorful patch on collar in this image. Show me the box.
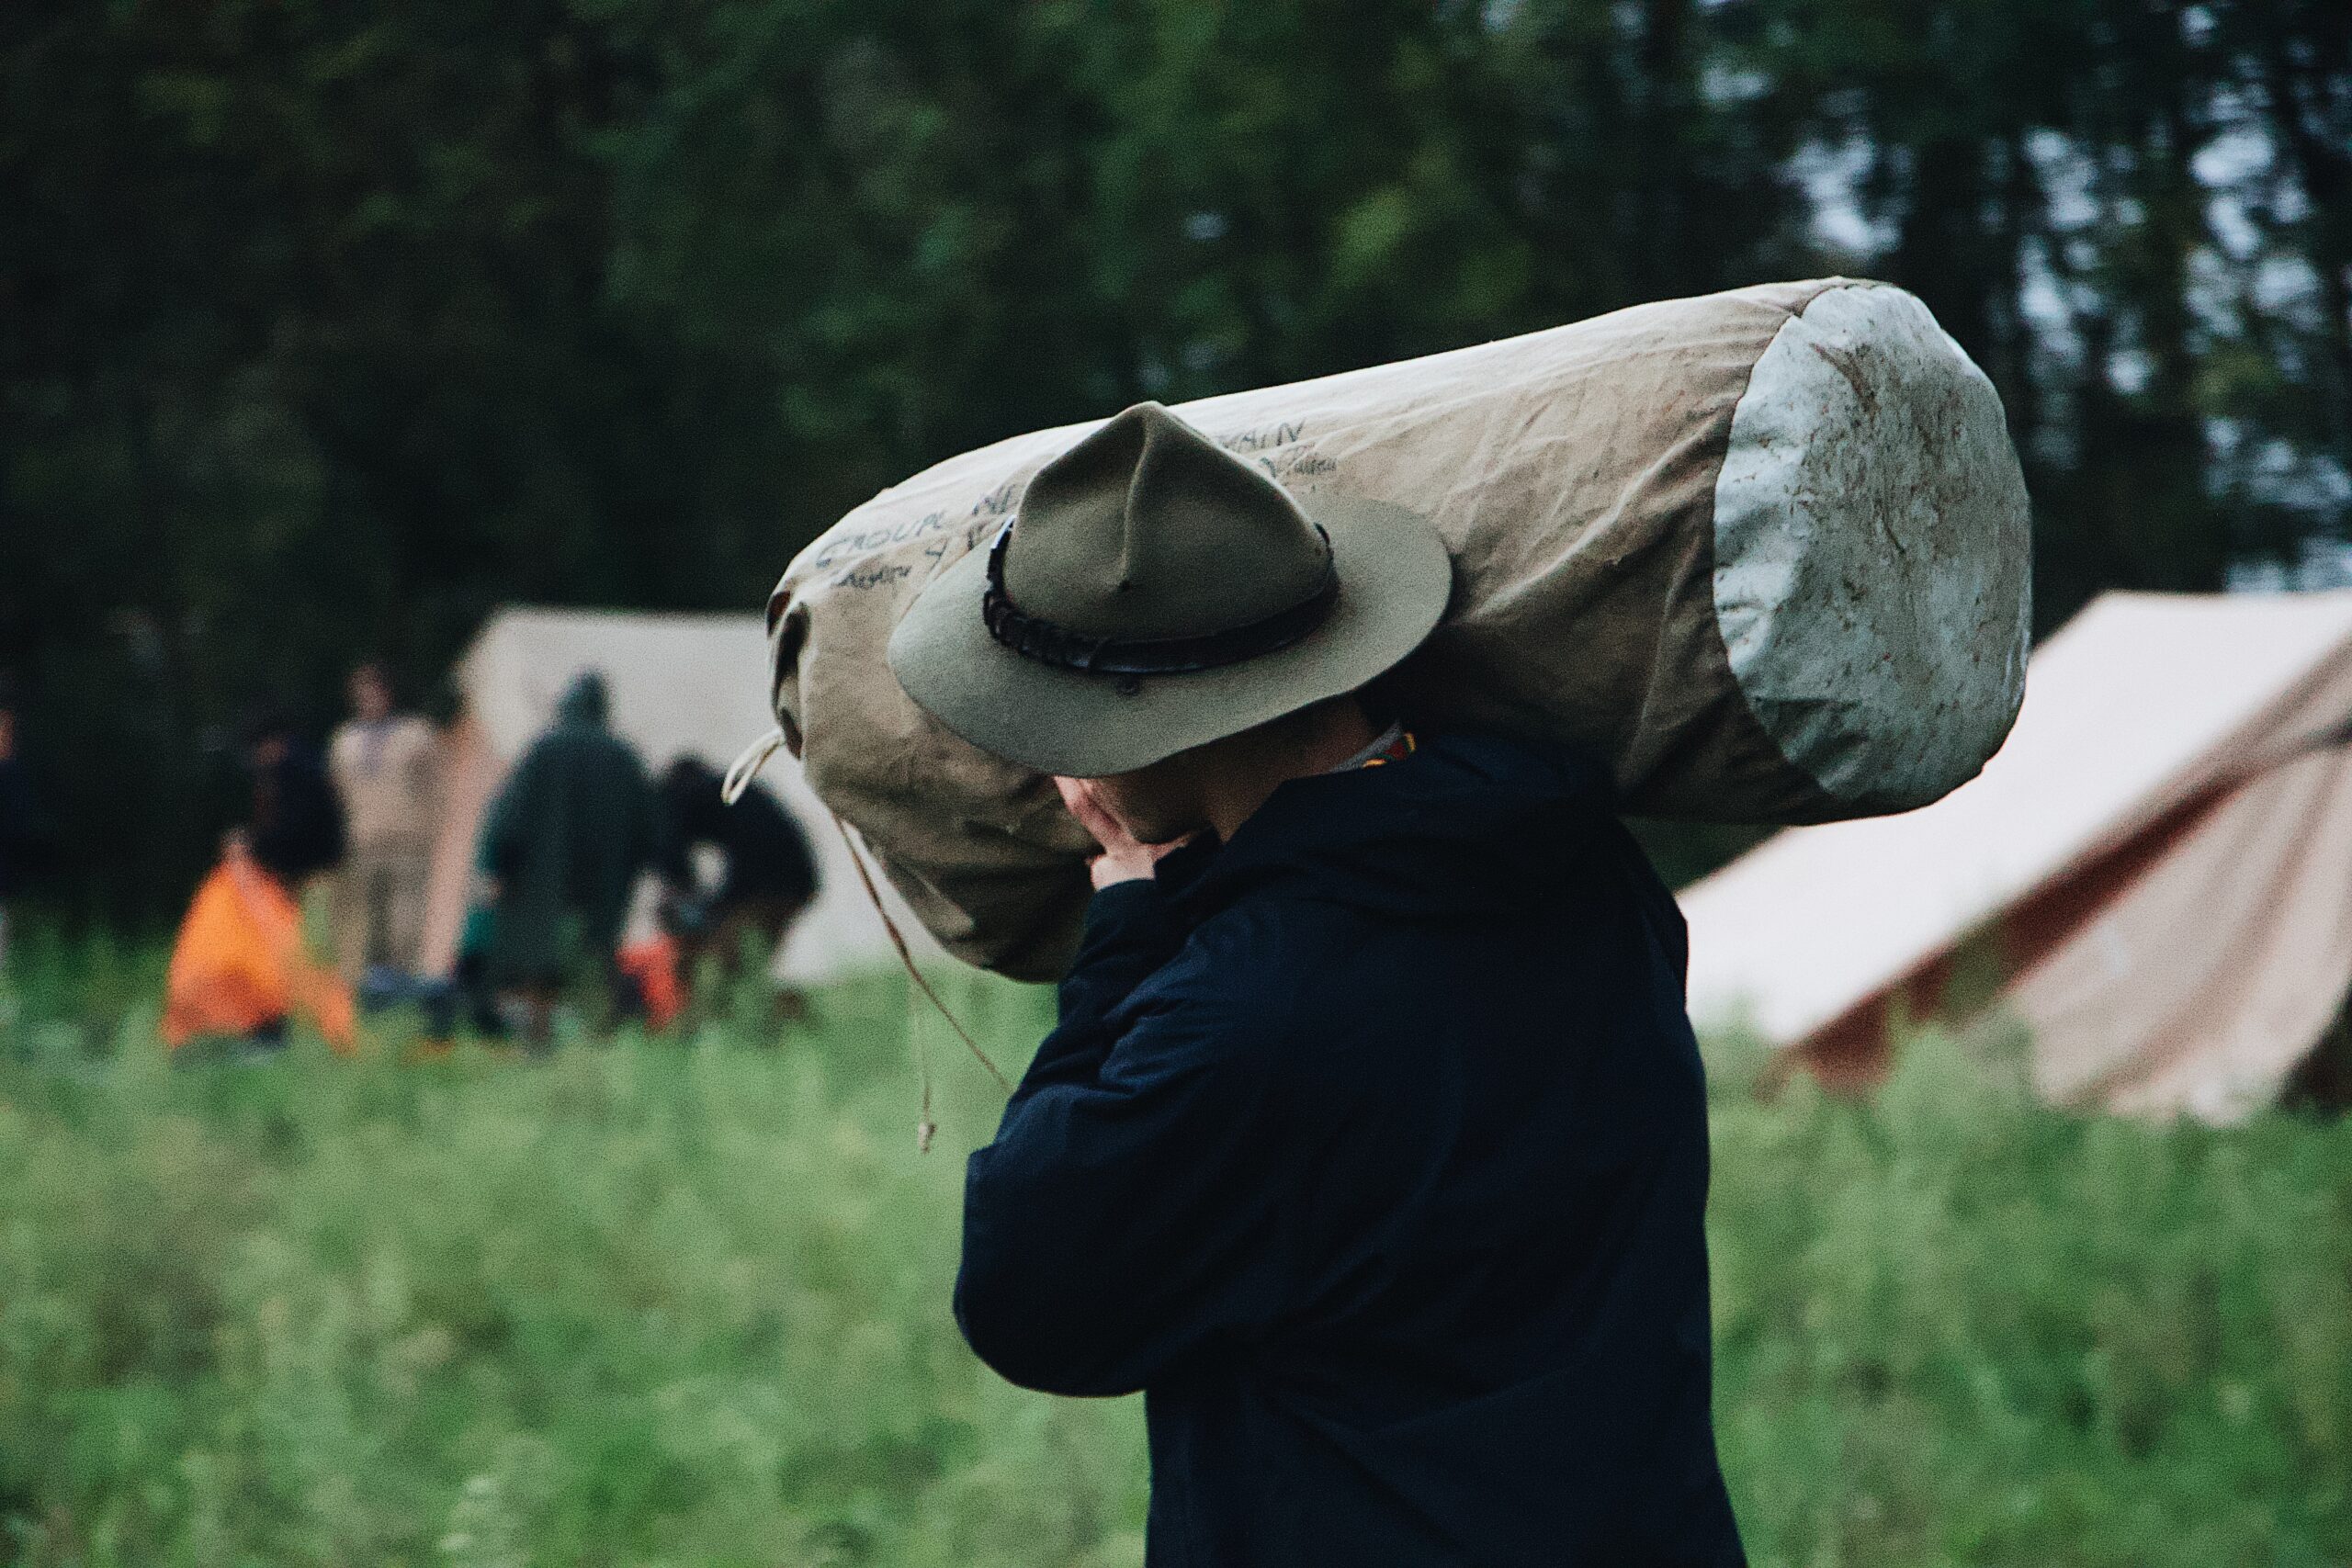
[1356,729,1418,769]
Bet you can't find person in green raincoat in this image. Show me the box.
[478,671,655,1041]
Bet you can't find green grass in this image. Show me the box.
[0,948,2347,1567]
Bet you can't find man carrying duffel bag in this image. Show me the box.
[897,404,1746,1566]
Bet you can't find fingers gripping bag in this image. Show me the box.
[762,278,2032,980]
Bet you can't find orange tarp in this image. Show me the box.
[162,853,356,1053]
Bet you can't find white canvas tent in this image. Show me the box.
[418,607,944,985]
[1681,591,2352,1122]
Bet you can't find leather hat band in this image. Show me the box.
[981,518,1340,679]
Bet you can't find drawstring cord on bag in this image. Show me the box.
[721,728,786,806]
[722,726,1011,1153]
[831,808,1012,1088]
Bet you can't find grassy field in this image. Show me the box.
[1,935,2347,1567]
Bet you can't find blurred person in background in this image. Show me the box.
[478,671,653,1044]
[328,660,439,1004]
[160,704,353,1057]
[240,704,345,892]
[651,755,820,1010]
[0,675,55,974]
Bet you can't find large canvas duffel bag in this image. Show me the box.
[761,277,2032,980]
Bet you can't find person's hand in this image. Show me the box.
[1056,777,1190,890]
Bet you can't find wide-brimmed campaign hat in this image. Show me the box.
[887,401,1452,778]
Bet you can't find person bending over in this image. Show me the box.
[652,754,819,1000]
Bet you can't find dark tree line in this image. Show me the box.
[2,0,2346,913]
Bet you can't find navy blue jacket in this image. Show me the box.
[956,732,1745,1566]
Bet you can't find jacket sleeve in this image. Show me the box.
[955,894,1296,1397]
[1016,878,1187,1092]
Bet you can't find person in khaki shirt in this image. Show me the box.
[328,662,439,987]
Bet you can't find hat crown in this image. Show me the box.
[1001,403,1330,640]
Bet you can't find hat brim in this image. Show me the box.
[887,493,1453,778]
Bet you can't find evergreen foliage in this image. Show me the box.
[3,2,2346,909]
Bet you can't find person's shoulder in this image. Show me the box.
[1214,889,1411,994]
[591,726,646,764]
[549,725,640,774]
[514,728,566,767]
[1114,899,1322,1068]
[1417,728,1616,807]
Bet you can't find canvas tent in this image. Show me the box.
[1680,591,2352,1122]
[419,607,943,986]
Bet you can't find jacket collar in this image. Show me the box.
[1156,730,1612,925]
